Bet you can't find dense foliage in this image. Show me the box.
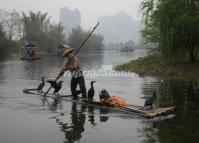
[0,9,104,55]
[140,0,199,62]
[67,26,104,51]
[22,11,65,53]
[0,9,23,55]
[0,10,65,55]
[0,24,9,55]
[0,9,23,41]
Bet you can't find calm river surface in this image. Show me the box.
[0,50,199,143]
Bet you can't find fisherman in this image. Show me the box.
[57,48,87,100]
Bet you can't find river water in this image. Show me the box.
[0,50,199,143]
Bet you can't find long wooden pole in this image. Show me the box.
[43,23,99,97]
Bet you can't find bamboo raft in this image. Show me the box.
[23,88,176,118]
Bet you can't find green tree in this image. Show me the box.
[67,26,104,51]
[0,9,23,41]
[22,11,49,50]
[45,23,65,52]
[0,24,9,56]
[140,0,199,62]
[22,11,65,53]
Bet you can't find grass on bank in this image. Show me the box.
[115,55,199,80]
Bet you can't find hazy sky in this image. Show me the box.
[0,0,142,29]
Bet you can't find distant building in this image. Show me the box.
[97,11,141,44]
[59,7,81,36]
[20,43,41,60]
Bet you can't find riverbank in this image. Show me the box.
[115,55,199,80]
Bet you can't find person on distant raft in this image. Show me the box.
[57,48,87,100]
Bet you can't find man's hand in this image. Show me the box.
[56,65,73,79]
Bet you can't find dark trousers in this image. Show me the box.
[71,76,87,99]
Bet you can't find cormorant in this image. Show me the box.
[47,80,64,95]
[88,81,96,100]
[99,89,110,100]
[144,92,156,109]
[37,77,45,91]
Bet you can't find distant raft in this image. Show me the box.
[23,88,176,118]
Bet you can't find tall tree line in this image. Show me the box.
[0,23,9,55]
[67,26,104,51]
[0,9,23,55]
[22,11,65,53]
[140,0,199,62]
[0,9,23,41]
[0,9,104,55]
[0,10,66,54]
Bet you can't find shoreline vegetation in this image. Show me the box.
[123,0,199,81]
[115,55,199,80]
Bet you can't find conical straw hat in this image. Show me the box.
[62,48,74,57]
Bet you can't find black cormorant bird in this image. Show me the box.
[47,80,64,95]
[144,92,156,109]
[37,77,45,91]
[88,81,96,100]
[99,89,110,100]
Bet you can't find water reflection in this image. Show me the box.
[140,79,199,143]
[2,50,199,143]
[87,104,110,124]
[0,61,6,84]
[138,122,159,143]
[41,97,63,111]
[48,101,111,143]
[99,108,110,122]
[60,102,86,143]
[49,99,63,111]
[87,105,96,126]
[142,79,199,107]
[41,97,49,106]
[78,51,104,70]
[52,102,86,143]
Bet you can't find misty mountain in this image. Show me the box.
[97,11,141,44]
[59,7,81,36]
